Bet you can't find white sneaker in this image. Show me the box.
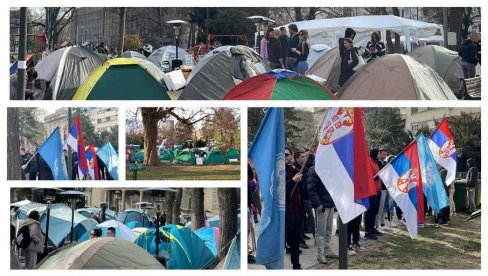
[375,227,385,234]
[317,254,327,264]
[390,221,398,227]
[347,248,357,256]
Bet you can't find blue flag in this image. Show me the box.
[37,127,68,180]
[248,108,285,269]
[96,142,119,180]
[416,133,450,214]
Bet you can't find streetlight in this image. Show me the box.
[247,15,275,53]
[32,188,64,250]
[59,190,86,243]
[166,20,188,70]
[114,190,121,213]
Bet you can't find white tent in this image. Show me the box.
[279,15,442,52]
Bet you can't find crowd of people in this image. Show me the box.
[248,146,479,269]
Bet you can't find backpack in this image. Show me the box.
[16,224,31,249]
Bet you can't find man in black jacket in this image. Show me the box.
[268,29,284,69]
[458,32,479,94]
[279,27,289,66]
[307,165,338,264]
[466,158,479,213]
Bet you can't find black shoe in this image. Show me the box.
[286,248,302,254]
[303,234,311,240]
[365,232,378,240]
[299,242,309,249]
[371,229,383,236]
[248,254,256,263]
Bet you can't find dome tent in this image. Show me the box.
[122,50,166,84]
[117,209,152,228]
[407,45,463,94]
[76,207,116,220]
[204,149,230,165]
[34,46,107,99]
[306,46,342,92]
[179,45,269,100]
[337,54,458,100]
[226,148,240,160]
[78,220,135,242]
[174,151,197,165]
[73,58,170,100]
[159,149,175,161]
[148,46,194,72]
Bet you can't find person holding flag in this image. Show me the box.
[86,144,100,180]
[66,116,88,180]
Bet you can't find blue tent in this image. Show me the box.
[194,227,219,256]
[78,220,135,242]
[223,230,240,269]
[76,207,116,220]
[117,209,152,228]
[161,224,217,269]
[133,228,170,255]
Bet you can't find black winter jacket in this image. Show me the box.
[307,166,335,209]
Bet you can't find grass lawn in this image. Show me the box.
[126,161,240,180]
[314,213,481,269]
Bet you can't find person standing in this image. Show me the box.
[260,28,272,64]
[458,32,479,94]
[21,210,44,269]
[286,24,300,72]
[466,158,479,213]
[24,147,39,181]
[20,147,29,180]
[375,148,389,233]
[365,149,382,239]
[99,204,108,222]
[363,31,386,63]
[338,38,358,88]
[295,30,311,74]
[268,29,284,69]
[279,27,289,66]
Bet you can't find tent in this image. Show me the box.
[34,47,107,99]
[148,46,194,72]
[307,44,332,69]
[122,51,166,84]
[175,151,197,165]
[72,58,170,100]
[407,45,463,94]
[222,230,240,269]
[194,227,220,256]
[226,148,240,160]
[279,15,442,52]
[172,149,181,158]
[179,45,270,100]
[159,149,175,161]
[337,54,458,100]
[78,220,135,242]
[133,227,170,255]
[306,46,342,92]
[117,209,152,228]
[161,224,216,269]
[131,150,145,162]
[36,238,165,269]
[223,70,337,100]
[76,207,116,220]
[204,149,230,165]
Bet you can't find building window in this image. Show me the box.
[411,124,419,132]
[411,108,418,114]
[97,118,102,124]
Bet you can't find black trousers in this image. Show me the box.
[286,213,302,269]
[365,193,380,232]
[348,214,362,245]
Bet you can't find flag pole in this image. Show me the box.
[68,108,73,180]
[290,125,320,197]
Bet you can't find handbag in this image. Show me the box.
[350,50,366,71]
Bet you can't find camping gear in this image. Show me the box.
[223,70,337,100]
[222,230,240,269]
[306,46,342,92]
[148,46,194,72]
[117,209,152,228]
[194,227,220,256]
[204,149,230,165]
[226,148,240,160]
[133,227,170,255]
[36,238,165,269]
[337,54,458,100]
[72,58,170,100]
[76,207,116,220]
[78,220,135,242]
[179,45,269,100]
[174,151,197,165]
[34,47,107,99]
[159,150,175,161]
[121,50,166,83]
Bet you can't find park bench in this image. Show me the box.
[461,76,481,100]
[127,162,146,180]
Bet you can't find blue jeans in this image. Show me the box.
[286,57,298,72]
[297,61,309,74]
[459,62,477,94]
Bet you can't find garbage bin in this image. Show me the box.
[453,179,467,211]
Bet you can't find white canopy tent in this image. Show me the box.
[279,15,443,52]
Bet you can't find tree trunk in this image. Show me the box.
[118,8,126,57]
[217,188,238,260]
[449,8,464,50]
[8,108,21,180]
[141,109,160,166]
[172,188,183,224]
[166,191,175,224]
[191,188,205,231]
[294,7,303,22]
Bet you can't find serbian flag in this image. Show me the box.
[315,108,376,223]
[86,144,100,180]
[248,108,285,269]
[66,116,88,179]
[63,129,68,151]
[377,140,424,239]
[428,118,457,186]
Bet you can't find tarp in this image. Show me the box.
[37,238,165,269]
[117,209,152,228]
[78,220,135,242]
[336,54,458,100]
[226,148,240,160]
[204,149,230,165]
[223,70,337,100]
[148,46,194,72]
[222,230,240,269]
[160,149,175,161]
[35,47,107,99]
[73,58,170,100]
[179,45,270,100]
[279,15,443,52]
[175,151,197,165]
[76,207,116,220]
[407,45,463,94]
[306,46,342,92]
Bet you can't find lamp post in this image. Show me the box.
[32,188,64,250]
[247,15,275,53]
[166,20,188,70]
[135,201,153,228]
[114,190,121,213]
[59,190,86,243]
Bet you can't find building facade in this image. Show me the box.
[400,107,481,132]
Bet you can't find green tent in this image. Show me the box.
[73,58,171,100]
[204,150,230,165]
[131,150,144,162]
[159,150,175,161]
[172,149,181,158]
[226,148,240,160]
[175,151,196,165]
[36,238,165,269]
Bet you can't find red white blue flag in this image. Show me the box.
[428,118,457,185]
[66,115,88,179]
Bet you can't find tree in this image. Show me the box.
[98,125,118,150]
[8,108,21,180]
[365,108,411,154]
[217,188,238,260]
[19,107,45,147]
[172,188,183,225]
[72,108,98,147]
[191,188,205,231]
[28,7,75,49]
[211,107,240,152]
[447,112,481,171]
